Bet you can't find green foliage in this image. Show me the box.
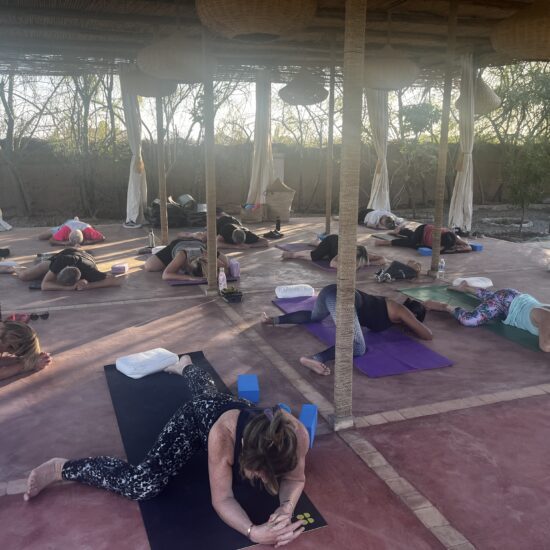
[505,140,550,226]
[401,103,441,140]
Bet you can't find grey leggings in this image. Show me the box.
[274,284,367,363]
[62,365,248,500]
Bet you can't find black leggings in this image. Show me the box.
[310,234,339,262]
[390,225,425,248]
[274,284,367,363]
[62,365,247,500]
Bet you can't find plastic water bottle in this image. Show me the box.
[218,267,227,292]
[438,258,446,278]
[275,217,281,232]
[148,230,156,248]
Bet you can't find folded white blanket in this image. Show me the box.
[452,277,493,289]
[275,284,315,298]
[116,348,179,379]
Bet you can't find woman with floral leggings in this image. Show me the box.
[424,282,550,352]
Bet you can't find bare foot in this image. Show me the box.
[299,356,331,376]
[164,355,193,376]
[261,312,276,326]
[24,458,67,500]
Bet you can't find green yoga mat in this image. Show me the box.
[400,285,541,352]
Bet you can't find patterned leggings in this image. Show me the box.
[62,364,246,500]
[453,288,520,327]
[274,284,366,363]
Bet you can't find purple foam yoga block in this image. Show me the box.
[299,404,318,448]
[237,374,259,404]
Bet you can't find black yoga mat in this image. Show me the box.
[104,351,326,550]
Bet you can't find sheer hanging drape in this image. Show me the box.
[120,68,148,225]
[246,70,274,205]
[366,88,390,211]
[449,53,474,232]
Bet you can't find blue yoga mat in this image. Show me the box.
[273,297,453,378]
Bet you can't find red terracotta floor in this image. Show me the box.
[1,219,549,549]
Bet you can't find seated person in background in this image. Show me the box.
[358,207,404,230]
[424,282,550,352]
[17,248,121,291]
[144,238,230,281]
[38,217,105,246]
[281,234,386,269]
[178,208,268,248]
[0,320,52,380]
[374,221,472,253]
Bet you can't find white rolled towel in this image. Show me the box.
[275,284,315,299]
[116,348,179,379]
[452,277,493,289]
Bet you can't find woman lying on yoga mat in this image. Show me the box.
[25,356,308,547]
[144,238,230,281]
[0,321,51,380]
[262,283,432,375]
[37,217,105,246]
[281,234,387,269]
[374,221,472,253]
[357,207,404,229]
[424,282,550,352]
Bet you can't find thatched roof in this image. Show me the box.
[0,0,536,80]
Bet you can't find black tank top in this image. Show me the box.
[356,291,392,332]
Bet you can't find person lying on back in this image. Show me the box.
[17,248,121,291]
[37,217,105,246]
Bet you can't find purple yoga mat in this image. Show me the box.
[167,275,238,286]
[275,243,370,272]
[273,296,453,378]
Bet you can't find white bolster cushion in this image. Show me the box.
[275,284,315,299]
[116,348,179,379]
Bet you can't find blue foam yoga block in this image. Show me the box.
[278,403,291,413]
[417,247,432,256]
[470,243,483,251]
[299,404,318,448]
[237,374,259,404]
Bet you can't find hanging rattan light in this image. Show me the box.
[364,46,420,90]
[279,69,328,106]
[120,66,178,98]
[456,77,501,115]
[195,0,318,41]
[137,34,204,83]
[491,0,550,61]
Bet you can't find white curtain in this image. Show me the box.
[120,68,148,224]
[246,70,274,205]
[366,88,390,211]
[449,54,474,232]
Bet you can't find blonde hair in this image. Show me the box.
[0,321,41,371]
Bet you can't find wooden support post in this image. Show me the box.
[325,43,336,235]
[429,0,458,277]
[202,37,218,293]
[333,0,367,431]
[156,96,168,245]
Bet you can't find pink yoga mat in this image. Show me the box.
[167,276,238,286]
[273,296,453,378]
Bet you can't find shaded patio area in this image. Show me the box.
[0,219,549,549]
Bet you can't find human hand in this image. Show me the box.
[35,352,52,371]
[269,502,293,525]
[250,518,304,547]
[74,279,89,291]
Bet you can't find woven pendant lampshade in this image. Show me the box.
[279,69,328,106]
[491,0,550,61]
[120,66,178,98]
[137,35,204,83]
[364,46,420,90]
[456,77,501,115]
[195,0,318,41]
